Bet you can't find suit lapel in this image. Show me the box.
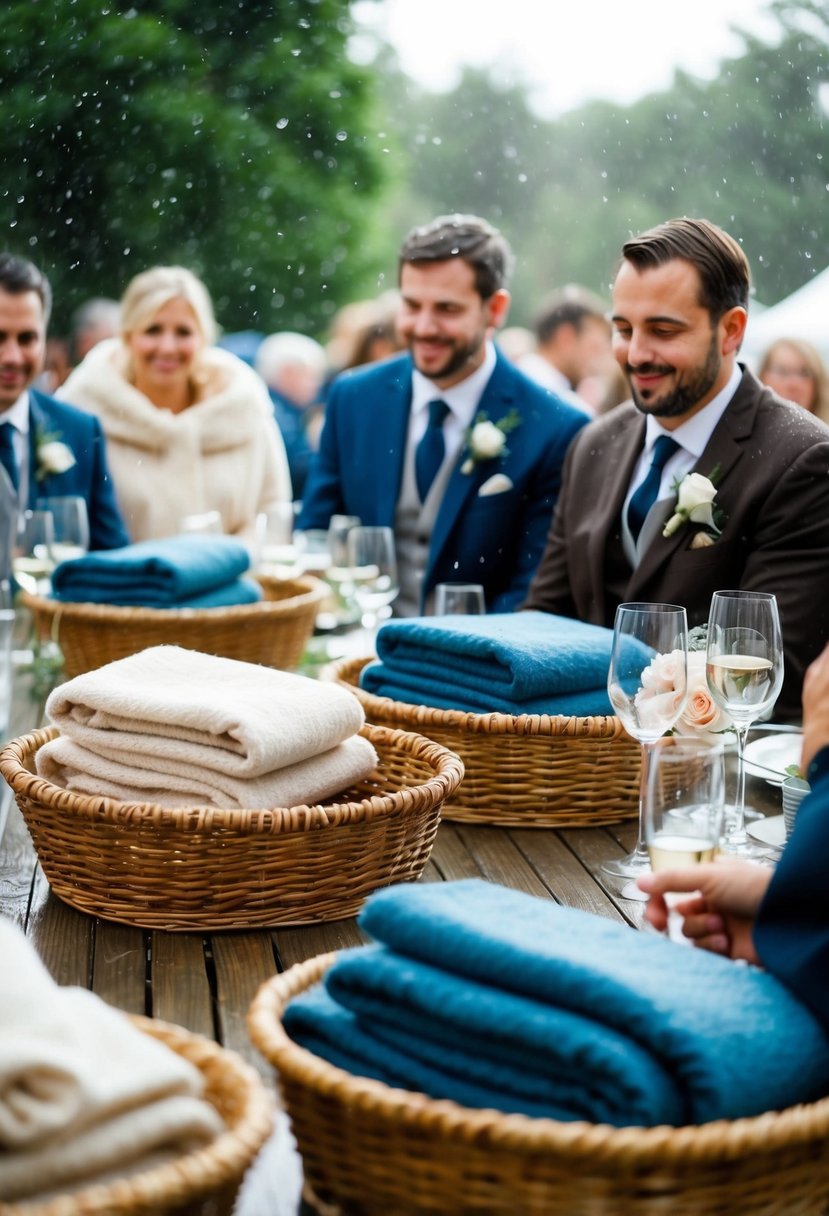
[582,409,645,603]
[371,367,411,524]
[26,392,47,508]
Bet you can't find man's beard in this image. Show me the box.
[410,333,484,383]
[627,331,721,419]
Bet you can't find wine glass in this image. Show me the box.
[705,590,784,855]
[644,735,726,941]
[12,509,55,596]
[602,602,689,899]
[254,503,300,577]
[434,582,486,615]
[323,514,362,628]
[346,525,399,645]
[37,496,89,564]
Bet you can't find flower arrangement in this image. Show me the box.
[635,625,733,740]
[35,426,76,482]
[460,408,521,474]
[662,464,725,545]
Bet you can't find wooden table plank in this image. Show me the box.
[151,931,215,1039]
[275,919,366,971]
[508,828,632,922]
[211,931,281,1078]
[28,891,94,986]
[91,921,147,1014]
[452,823,554,898]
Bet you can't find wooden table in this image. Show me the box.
[0,668,785,1214]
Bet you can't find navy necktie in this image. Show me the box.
[627,434,680,542]
[0,423,19,495]
[415,399,450,502]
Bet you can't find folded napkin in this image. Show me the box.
[37,731,378,809]
[284,880,829,1126]
[359,612,617,715]
[0,917,224,1201]
[51,534,257,607]
[45,645,366,777]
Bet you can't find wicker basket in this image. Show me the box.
[248,953,829,1216]
[20,575,328,678]
[0,724,463,931]
[322,656,641,828]
[1,1015,273,1216]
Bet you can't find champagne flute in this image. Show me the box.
[602,602,689,899]
[705,590,784,855]
[346,525,399,645]
[37,496,89,564]
[644,735,725,941]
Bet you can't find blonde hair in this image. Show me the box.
[758,337,829,422]
[120,266,218,346]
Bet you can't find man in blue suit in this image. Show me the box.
[0,254,128,560]
[298,215,588,613]
[640,640,829,1031]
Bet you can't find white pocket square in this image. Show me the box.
[478,473,513,497]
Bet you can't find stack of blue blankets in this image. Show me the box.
[359,612,616,716]
[283,879,829,1127]
[51,536,263,609]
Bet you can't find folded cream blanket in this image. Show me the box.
[37,731,379,809]
[0,917,225,1202]
[45,644,366,776]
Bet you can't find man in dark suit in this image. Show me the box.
[0,253,128,558]
[297,215,588,613]
[641,640,829,1032]
[524,217,829,721]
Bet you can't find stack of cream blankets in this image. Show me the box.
[37,645,378,809]
[0,916,225,1203]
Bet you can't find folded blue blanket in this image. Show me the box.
[359,612,620,715]
[51,536,257,607]
[284,880,829,1126]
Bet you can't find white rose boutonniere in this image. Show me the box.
[460,408,521,475]
[36,429,76,482]
[662,464,725,540]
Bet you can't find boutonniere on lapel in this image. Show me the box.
[460,408,521,475]
[35,425,76,483]
[662,464,726,548]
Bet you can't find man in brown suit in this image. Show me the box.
[524,217,829,721]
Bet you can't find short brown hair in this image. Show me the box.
[621,218,750,320]
[398,214,513,300]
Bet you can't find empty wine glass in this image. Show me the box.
[705,590,784,855]
[254,503,300,577]
[434,582,486,615]
[602,602,689,899]
[346,525,399,644]
[644,735,726,941]
[37,496,89,564]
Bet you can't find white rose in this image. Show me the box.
[663,472,718,537]
[39,441,76,475]
[639,647,686,695]
[470,420,506,460]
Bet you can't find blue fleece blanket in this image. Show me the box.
[51,536,261,607]
[359,612,617,715]
[283,880,829,1126]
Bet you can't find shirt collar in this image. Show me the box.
[1,391,31,435]
[411,341,497,425]
[643,363,742,458]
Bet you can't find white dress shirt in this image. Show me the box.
[407,341,498,470]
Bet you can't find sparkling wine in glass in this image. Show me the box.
[705,590,783,855]
[12,509,56,596]
[37,496,89,565]
[346,525,399,646]
[602,602,689,900]
[644,735,725,941]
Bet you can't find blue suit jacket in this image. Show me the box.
[755,746,829,1030]
[298,351,587,611]
[27,389,129,550]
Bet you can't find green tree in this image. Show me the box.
[0,0,391,336]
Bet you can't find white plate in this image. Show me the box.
[746,815,786,849]
[743,734,803,786]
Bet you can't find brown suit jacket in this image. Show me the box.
[524,367,829,721]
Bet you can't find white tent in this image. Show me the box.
[742,266,829,369]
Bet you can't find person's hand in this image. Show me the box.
[801,641,829,772]
[637,860,772,963]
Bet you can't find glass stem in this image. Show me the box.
[631,739,656,861]
[730,722,750,843]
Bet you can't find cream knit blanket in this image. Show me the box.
[44,645,366,776]
[0,917,224,1202]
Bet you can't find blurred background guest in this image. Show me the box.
[518,284,612,415]
[59,266,291,541]
[70,297,121,365]
[254,331,327,502]
[324,290,403,382]
[758,337,829,423]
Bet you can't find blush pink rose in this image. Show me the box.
[675,652,732,736]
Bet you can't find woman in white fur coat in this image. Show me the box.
[59,266,292,542]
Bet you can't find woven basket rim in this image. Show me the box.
[19,574,328,624]
[15,1014,274,1216]
[0,722,465,832]
[322,655,632,740]
[249,952,829,1168]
